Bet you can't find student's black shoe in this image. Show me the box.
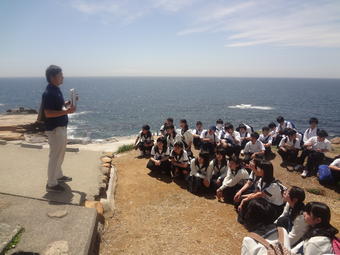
[57,176,72,183]
[136,154,145,159]
[280,162,288,168]
[46,184,65,193]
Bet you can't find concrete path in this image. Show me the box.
[0,143,101,205]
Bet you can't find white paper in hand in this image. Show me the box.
[70,88,77,107]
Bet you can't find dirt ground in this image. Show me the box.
[100,148,340,255]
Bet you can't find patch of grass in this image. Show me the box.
[306,188,325,196]
[116,144,135,154]
[4,228,24,254]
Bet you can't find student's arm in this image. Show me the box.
[134,134,140,146]
[190,159,198,176]
[175,162,188,168]
[289,214,309,247]
[234,180,252,202]
[330,165,340,171]
[44,107,75,118]
[206,162,213,181]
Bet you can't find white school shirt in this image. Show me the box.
[166,133,182,149]
[276,120,294,134]
[303,127,318,143]
[244,140,265,154]
[241,228,291,255]
[137,131,154,143]
[330,158,340,168]
[218,167,249,190]
[239,131,251,141]
[256,180,284,206]
[259,134,273,145]
[292,236,333,255]
[200,130,220,144]
[276,203,309,246]
[305,136,332,151]
[189,158,212,180]
[279,136,301,149]
[219,131,241,145]
[170,149,189,164]
[151,146,170,160]
[180,129,193,146]
[208,159,228,180]
[191,128,203,136]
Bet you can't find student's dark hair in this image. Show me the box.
[196,152,210,168]
[243,198,276,232]
[45,65,62,83]
[286,128,296,136]
[262,126,270,132]
[258,160,275,185]
[239,123,247,130]
[167,118,174,123]
[216,119,223,124]
[142,125,150,131]
[196,121,202,126]
[180,119,189,132]
[276,116,285,123]
[174,141,184,149]
[317,129,328,138]
[288,186,305,221]
[268,122,276,129]
[215,148,227,167]
[225,123,234,130]
[155,137,167,153]
[309,117,319,124]
[303,202,338,240]
[166,124,174,130]
[251,132,260,139]
[229,155,242,166]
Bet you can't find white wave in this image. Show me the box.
[69,111,93,118]
[228,104,274,110]
[0,103,4,106]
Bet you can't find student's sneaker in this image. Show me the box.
[301,170,309,178]
[294,165,303,172]
[46,184,65,193]
[57,176,72,183]
[280,162,288,168]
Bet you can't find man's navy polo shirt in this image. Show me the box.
[42,84,68,131]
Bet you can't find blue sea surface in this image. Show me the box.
[0,77,339,140]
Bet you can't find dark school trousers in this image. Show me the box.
[224,144,242,158]
[200,142,216,157]
[146,159,171,174]
[138,141,153,154]
[193,137,202,150]
[306,151,325,174]
[222,184,243,204]
[278,148,298,164]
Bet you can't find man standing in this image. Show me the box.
[42,65,76,192]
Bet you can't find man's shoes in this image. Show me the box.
[46,184,65,193]
[57,176,72,183]
[301,170,309,178]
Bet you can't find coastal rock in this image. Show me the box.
[99,175,108,184]
[44,240,69,255]
[102,163,111,168]
[100,156,112,163]
[100,167,110,175]
[47,210,68,219]
[6,107,37,114]
[331,137,340,144]
[103,152,115,158]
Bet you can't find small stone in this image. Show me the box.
[102,163,111,168]
[47,210,68,218]
[100,167,110,175]
[85,201,104,215]
[100,156,112,163]
[44,240,69,255]
[99,175,108,183]
[103,152,115,158]
[331,137,340,144]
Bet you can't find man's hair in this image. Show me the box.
[317,129,328,138]
[45,65,62,83]
[251,132,260,139]
[276,116,285,123]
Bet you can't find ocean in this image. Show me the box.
[0,77,339,141]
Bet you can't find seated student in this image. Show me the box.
[238,124,251,149]
[192,121,204,150]
[268,122,278,145]
[241,198,291,255]
[146,137,171,174]
[303,117,319,144]
[216,156,249,204]
[300,130,332,178]
[165,125,181,151]
[170,141,190,178]
[200,126,220,157]
[179,119,193,158]
[274,116,294,145]
[259,126,275,160]
[209,148,229,190]
[187,152,211,194]
[220,123,241,158]
[160,118,174,136]
[215,118,224,136]
[276,186,308,247]
[329,156,340,184]
[243,132,265,163]
[238,160,285,220]
[292,202,339,255]
[278,129,301,167]
[134,124,154,158]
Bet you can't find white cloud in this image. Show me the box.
[153,0,195,12]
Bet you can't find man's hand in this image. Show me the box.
[155,160,161,166]
[203,179,210,187]
[234,191,242,202]
[66,105,76,114]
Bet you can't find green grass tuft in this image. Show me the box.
[4,228,24,254]
[116,144,135,154]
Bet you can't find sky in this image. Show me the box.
[0,0,340,78]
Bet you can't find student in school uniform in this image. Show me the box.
[215,119,224,137]
[268,122,278,145]
[146,137,171,175]
[165,125,181,151]
[160,118,174,136]
[187,152,212,194]
[274,116,294,145]
[220,123,242,158]
[238,160,286,221]
[216,156,249,204]
[209,147,229,191]
[303,117,319,144]
[291,202,339,255]
[278,129,301,167]
[134,124,154,158]
[170,141,190,178]
[259,126,275,161]
[238,123,251,149]
[179,119,193,158]
[200,126,220,157]
[300,130,332,178]
[243,132,265,163]
[329,156,340,183]
[241,198,291,255]
[276,186,308,247]
[192,121,204,150]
